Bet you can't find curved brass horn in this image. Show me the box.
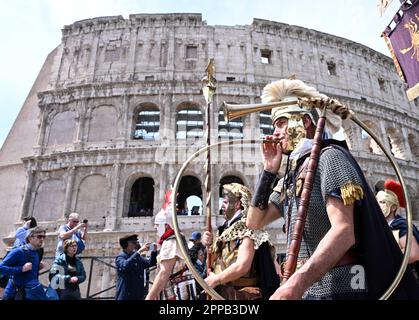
[222,100,299,122]
[171,115,413,300]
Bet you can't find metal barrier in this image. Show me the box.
[1,255,156,300]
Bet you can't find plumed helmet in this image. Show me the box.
[384,179,406,208]
[261,78,342,135]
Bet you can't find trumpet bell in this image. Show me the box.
[222,100,299,122]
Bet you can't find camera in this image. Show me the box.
[83,219,88,224]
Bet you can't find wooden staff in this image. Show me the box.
[281,106,327,282]
[201,59,217,278]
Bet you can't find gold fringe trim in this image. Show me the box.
[407,83,419,101]
[382,32,406,83]
[340,182,364,206]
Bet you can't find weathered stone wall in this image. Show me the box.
[0,13,418,258]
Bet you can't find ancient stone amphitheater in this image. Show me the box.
[0,13,418,296]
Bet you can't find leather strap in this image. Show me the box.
[228,277,258,288]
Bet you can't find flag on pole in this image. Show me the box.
[383,0,419,101]
[378,0,394,16]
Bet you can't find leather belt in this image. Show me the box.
[228,277,258,287]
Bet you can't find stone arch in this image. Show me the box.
[386,127,407,160]
[132,102,160,140]
[177,175,202,215]
[175,102,203,140]
[128,177,155,217]
[361,120,382,154]
[88,105,118,142]
[32,179,65,221]
[46,111,76,146]
[75,174,111,219]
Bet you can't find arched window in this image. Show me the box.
[219,176,244,215]
[128,177,154,217]
[177,175,202,215]
[259,110,274,138]
[186,195,203,215]
[218,107,243,139]
[134,104,160,140]
[176,104,203,139]
[361,121,382,155]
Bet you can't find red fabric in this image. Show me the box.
[385,179,406,208]
[162,189,173,211]
[158,227,175,245]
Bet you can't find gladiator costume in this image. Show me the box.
[251,79,419,299]
[377,180,419,280]
[209,183,279,300]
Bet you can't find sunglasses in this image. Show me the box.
[35,235,46,239]
[71,220,79,223]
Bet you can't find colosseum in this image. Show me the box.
[0,13,418,297]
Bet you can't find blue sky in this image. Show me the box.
[0,0,402,148]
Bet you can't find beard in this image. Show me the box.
[224,203,236,220]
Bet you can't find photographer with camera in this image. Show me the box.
[55,213,88,257]
[115,234,157,300]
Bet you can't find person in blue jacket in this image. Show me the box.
[13,216,37,247]
[0,226,48,300]
[115,234,157,300]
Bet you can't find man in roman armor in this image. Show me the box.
[246,78,419,299]
[376,179,419,278]
[202,183,279,299]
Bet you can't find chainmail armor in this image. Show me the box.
[272,147,367,298]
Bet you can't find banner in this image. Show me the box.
[383,0,419,100]
[378,0,394,16]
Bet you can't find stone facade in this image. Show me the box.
[1,13,418,263]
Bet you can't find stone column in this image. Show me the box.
[63,166,76,218]
[34,109,48,155]
[74,99,87,150]
[100,239,111,298]
[245,31,255,83]
[378,120,392,153]
[117,95,128,147]
[86,36,99,82]
[105,163,120,231]
[401,127,413,161]
[19,166,35,219]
